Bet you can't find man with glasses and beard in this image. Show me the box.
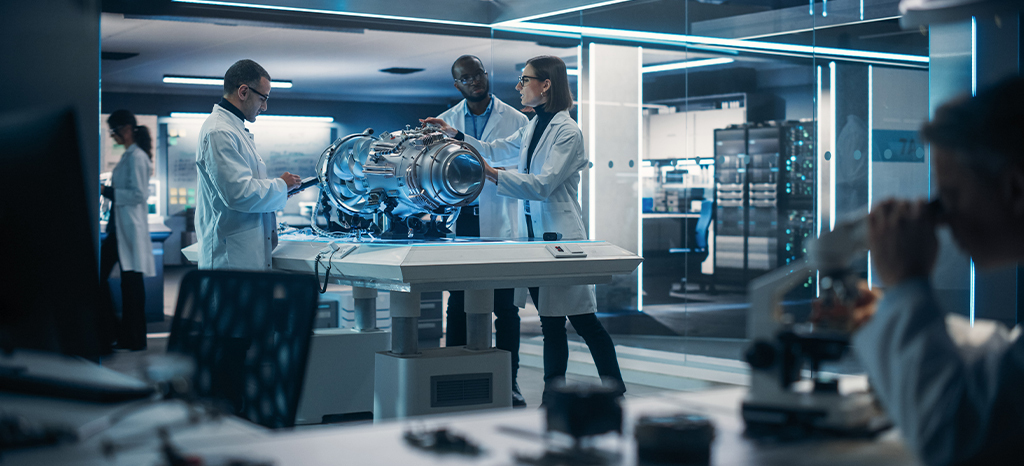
[435,55,530,408]
[195,59,301,270]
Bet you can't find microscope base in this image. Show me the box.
[742,392,891,438]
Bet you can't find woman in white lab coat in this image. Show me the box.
[99,110,155,351]
[424,55,624,402]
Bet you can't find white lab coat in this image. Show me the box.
[852,278,1024,465]
[195,105,288,271]
[463,110,595,317]
[437,96,528,238]
[110,143,155,276]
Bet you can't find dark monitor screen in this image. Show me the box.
[0,107,104,358]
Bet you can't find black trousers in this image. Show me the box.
[99,222,148,350]
[529,288,624,397]
[446,208,521,383]
[447,288,521,381]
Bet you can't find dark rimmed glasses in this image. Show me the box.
[246,85,270,103]
[456,71,487,86]
[518,75,541,86]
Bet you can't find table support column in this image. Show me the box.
[390,290,420,355]
[464,289,493,351]
[352,286,377,331]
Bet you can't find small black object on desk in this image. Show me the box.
[403,427,481,456]
[545,381,623,441]
[635,413,715,465]
[542,232,562,241]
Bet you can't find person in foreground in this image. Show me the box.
[195,59,301,270]
[422,55,625,404]
[853,75,1024,466]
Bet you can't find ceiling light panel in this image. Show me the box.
[494,22,929,67]
[164,76,294,88]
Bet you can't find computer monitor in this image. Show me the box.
[0,107,104,358]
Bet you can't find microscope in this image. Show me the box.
[742,216,891,437]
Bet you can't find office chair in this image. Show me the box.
[670,200,715,293]
[167,270,319,428]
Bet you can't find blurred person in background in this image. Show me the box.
[100,109,155,351]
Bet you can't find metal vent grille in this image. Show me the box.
[431,373,492,407]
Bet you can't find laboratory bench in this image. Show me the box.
[0,350,920,466]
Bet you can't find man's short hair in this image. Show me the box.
[921,75,1024,178]
[451,55,484,79]
[223,59,270,97]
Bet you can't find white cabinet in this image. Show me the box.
[646,107,746,160]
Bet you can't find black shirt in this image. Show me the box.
[524,103,555,174]
[217,98,246,123]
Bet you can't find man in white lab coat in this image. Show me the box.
[195,59,301,270]
[437,55,530,407]
[854,76,1024,465]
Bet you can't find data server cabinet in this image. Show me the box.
[713,122,816,292]
[778,123,816,297]
[713,127,748,285]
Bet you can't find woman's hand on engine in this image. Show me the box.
[419,118,457,138]
[483,159,500,185]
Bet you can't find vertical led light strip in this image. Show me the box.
[867,65,874,289]
[588,42,598,241]
[577,45,584,209]
[970,16,977,326]
[816,64,823,297]
[816,65,823,239]
[829,61,837,232]
[636,47,644,312]
[970,261,976,326]
[972,16,977,97]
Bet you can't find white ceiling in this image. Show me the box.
[100,13,734,105]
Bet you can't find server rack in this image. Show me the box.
[712,127,748,286]
[713,122,816,293]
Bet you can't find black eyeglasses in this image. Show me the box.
[108,124,127,136]
[455,71,487,86]
[518,75,541,86]
[246,85,270,103]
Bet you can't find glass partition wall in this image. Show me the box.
[104,0,949,393]
[489,0,933,385]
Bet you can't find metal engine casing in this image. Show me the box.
[314,126,485,228]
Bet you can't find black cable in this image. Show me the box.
[314,254,330,294]
[314,247,339,294]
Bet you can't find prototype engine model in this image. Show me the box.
[311,125,485,238]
